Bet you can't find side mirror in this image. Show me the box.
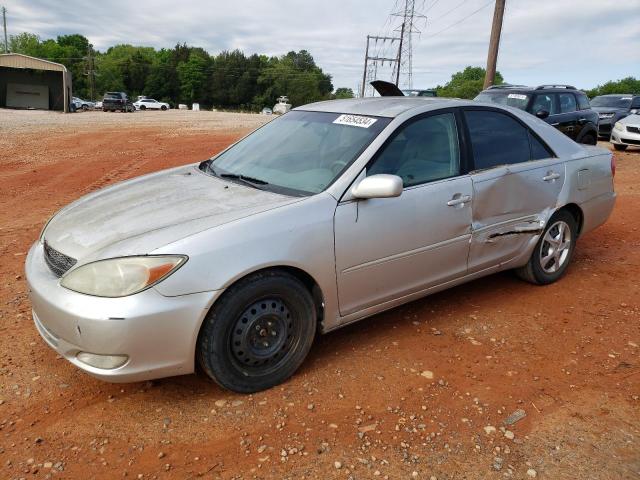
[351,174,403,200]
[535,109,550,119]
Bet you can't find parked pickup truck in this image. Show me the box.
[102,92,134,112]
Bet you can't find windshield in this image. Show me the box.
[590,95,633,109]
[203,111,391,196]
[475,91,531,110]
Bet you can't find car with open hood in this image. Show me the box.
[27,96,616,393]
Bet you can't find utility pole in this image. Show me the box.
[361,34,401,97]
[2,6,8,54]
[84,45,97,100]
[483,0,506,89]
[392,0,426,90]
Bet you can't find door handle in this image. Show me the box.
[447,194,471,207]
[543,172,561,182]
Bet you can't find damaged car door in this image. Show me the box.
[334,111,472,316]
[463,108,565,273]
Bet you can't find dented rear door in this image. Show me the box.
[468,158,565,273]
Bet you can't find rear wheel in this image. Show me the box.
[614,144,628,151]
[516,210,577,285]
[197,271,316,393]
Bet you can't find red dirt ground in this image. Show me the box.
[0,114,638,480]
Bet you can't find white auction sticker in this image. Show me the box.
[333,114,378,128]
[508,94,528,100]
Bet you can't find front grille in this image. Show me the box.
[627,126,640,134]
[599,124,612,133]
[43,242,77,277]
[621,138,640,145]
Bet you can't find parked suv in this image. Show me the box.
[475,85,599,145]
[102,92,134,112]
[590,94,640,139]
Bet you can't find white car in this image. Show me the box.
[72,97,95,111]
[133,98,170,111]
[611,114,640,151]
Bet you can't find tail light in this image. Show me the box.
[611,156,616,178]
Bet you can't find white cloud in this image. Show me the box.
[4,0,640,90]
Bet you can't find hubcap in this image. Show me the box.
[230,299,294,371]
[539,220,572,274]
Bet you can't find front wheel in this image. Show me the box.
[161,105,167,111]
[516,210,577,285]
[579,133,597,145]
[614,144,628,151]
[197,271,316,393]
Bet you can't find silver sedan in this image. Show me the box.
[26,98,616,393]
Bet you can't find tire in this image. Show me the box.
[516,210,577,285]
[579,133,597,145]
[614,144,628,151]
[102,108,107,112]
[140,105,146,111]
[82,105,88,111]
[161,105,167,111]
[197,271,316,393]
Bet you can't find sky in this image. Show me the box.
[3,0,640,92]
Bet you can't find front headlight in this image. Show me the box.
[60,255,187,297]
[614,122,624,131]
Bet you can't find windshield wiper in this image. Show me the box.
[219,173,269,186]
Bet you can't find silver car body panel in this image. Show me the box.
[27,97,616,382]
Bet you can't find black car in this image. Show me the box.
[590,94,640,139]
[102,92,134,113]
[474,85,599,145]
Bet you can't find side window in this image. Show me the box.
[528,131,553,160]
[576,92,590,110]
[367,113,460,187]
[464,110,531,169]
[531,94,557,115]
[631,97,640,109]
[558,93,577,113]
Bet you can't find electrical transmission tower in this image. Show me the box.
[361,0,426,97]
[391,0,426,89]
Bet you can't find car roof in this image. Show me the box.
[296,97,469,118]
[596,93,636,97]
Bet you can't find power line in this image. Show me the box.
[430,0,471,21]
[425,0,493,38]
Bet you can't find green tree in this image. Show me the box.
[437,66,504,99]
[333,88,355,99]
[585,77,640,97]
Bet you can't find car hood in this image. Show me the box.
[592,106,627,115]
[43,164,302,262]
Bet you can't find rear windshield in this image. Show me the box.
[105,93,122,98]
[474,91,531,110]
[590,95,633,109]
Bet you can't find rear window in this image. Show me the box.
[474,91,531,111]
[105,92,122,98]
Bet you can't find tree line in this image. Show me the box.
[3,33,637,107]
[3,32,349,110]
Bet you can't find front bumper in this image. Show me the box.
[598,120,612,137]
[26,242,221,383]
[611,126,640,147]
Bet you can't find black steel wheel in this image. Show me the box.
[197,270,316,393]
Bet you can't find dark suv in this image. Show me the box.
[590,94,640,139]
[102,92,134,113]
[475,85,599,145]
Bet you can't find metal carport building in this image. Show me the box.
[0,53,72,113]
